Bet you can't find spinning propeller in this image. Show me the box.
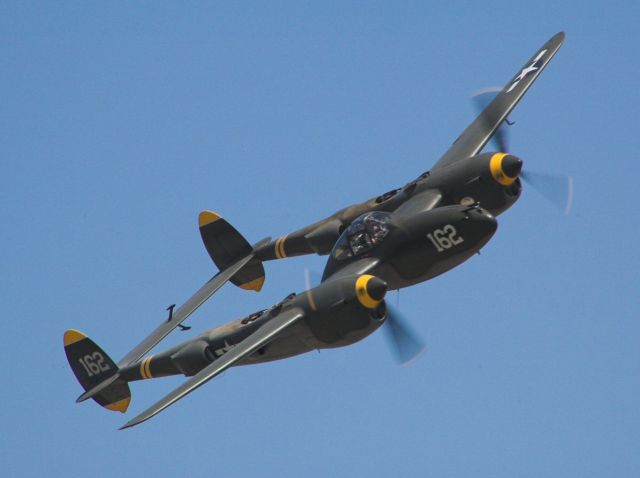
[305,268,425,366]
[473,88,573,214]
[383,303,425,366]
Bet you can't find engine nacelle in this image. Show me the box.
[170,340,214,376]
[426,152,523,216]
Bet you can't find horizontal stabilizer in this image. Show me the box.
[76,373,120,403]
[199,210,266,291]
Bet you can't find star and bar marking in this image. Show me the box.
[506,49,547,93]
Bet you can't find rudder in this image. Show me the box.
[63,330,131,413]
[198,210,265,291]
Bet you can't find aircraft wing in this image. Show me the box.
[322,256,380,282]
[117,251,258,368]
[120,307,306,429]
[394,189,442,218]
[431,32,565,171]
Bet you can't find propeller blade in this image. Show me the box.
[383,304,425,366]
[521,170,574,215]
[303,267,322,289]
[472,88,573,214]
[472,87,510,152]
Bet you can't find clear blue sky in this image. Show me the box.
[2,2,639,477]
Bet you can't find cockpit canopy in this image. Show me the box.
[331,212,393,261]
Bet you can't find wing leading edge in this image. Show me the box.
[117,250,259,369]
[120,307,306,429]
[432,32,565,171]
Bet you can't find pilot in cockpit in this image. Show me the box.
[332,211,393,261]
[365,216,387,243]
[349,230,372,255]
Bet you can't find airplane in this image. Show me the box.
[64,32,566,429]
[195,32,568,293]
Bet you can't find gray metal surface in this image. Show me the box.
[120,307,305,429]
[117,252,255,367]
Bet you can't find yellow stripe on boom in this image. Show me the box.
[139,356,153,380]
[275,235,288,259]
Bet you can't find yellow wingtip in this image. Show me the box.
[63,329,87,347]
[198,210,222,228]
[238,276,265,292]
[105,397,131,413]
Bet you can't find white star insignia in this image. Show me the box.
[506,49,547,93]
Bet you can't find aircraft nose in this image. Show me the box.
[466,206,498,234]
[502,155,523,178]
[355,275,388,309]
[490,153,522,186]
[366,276,388,302]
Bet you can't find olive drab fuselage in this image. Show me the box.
[254,152,521,261]
[321,204,497,288]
